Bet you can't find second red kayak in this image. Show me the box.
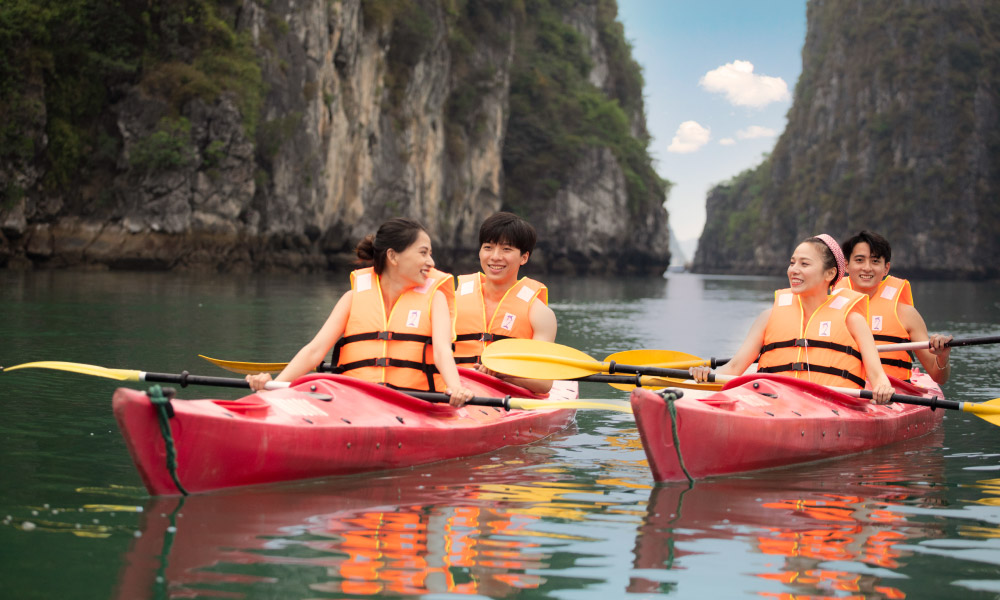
[631,371,944,482]
[113,368,577,495]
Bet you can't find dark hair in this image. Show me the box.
[479,212,537,256]
[840,230,892,263]
[803,236,843,285]
[355,218,427,275]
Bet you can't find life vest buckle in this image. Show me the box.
[375,357,390,367]
[794,339,808,347]
[481,333,496,342]
[377,331,391,340]
[791,362,807,371]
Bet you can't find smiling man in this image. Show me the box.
[453,212,557,393]
[836,230,953,384]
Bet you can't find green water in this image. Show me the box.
[1,269,999,599]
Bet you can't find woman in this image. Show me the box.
[247,218,475,407]
[690,234,895,404]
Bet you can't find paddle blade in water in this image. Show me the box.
[481,339,604,380]
[199,355,289,375]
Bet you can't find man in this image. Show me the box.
[837,230,952,384]
[453,212,557,393]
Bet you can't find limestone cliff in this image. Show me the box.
[0,0,669,274]
[693,0,1000,279]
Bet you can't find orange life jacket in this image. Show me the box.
[835,276,914,379]
[757,288,869,388]
[332,267,455,391]
[452,273,548,364]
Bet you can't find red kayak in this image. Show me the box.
[113,368,577,495]
[630,371,944,482]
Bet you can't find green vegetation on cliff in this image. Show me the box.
[504,0,665,214]
[0,0,260,200]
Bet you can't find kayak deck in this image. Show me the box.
[113,369,577,495]
[631,372,944,482]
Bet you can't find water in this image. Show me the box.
[1,269,999,599]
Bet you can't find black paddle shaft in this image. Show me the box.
[855,389,962,411]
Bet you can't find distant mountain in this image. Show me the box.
[693,0,1000,279]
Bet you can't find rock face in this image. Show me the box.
[0,0,669,274]
[693,0,1000,279]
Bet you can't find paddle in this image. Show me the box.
[0,361,633,413]
[611,334,1000,371]
[876,334,1000,353]
[481,339,724,381]
[480,339,1000,422]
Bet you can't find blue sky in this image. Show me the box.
[616,0,808,259]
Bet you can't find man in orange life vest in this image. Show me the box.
[837,230,953,384]
[453,212,557,394]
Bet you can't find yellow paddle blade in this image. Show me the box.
[964,398,1000,426]
[481,339,604,380]
[199,355,289,375]
[508,397,633,413]
[2,361,141,381]
[604,349,710,369]
[603,350,709,391]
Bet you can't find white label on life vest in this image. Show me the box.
[872,315,883,331]
[829,295,849,310]
[516,285,535,302]
[406,310,421,328]
[501,312,516,331]
[778,293,793,306]
[460,281,475,295]
[881,285,898,300]
[818,321,832,337]
[356,273,372,292]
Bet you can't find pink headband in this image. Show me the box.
[815,233,846,284]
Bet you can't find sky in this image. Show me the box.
[616,0,808,260]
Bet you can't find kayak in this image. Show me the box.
[630,371,944,482]
[113,368,577,495]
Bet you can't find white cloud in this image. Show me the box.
[719,137,736,146]
[736,125,778,139]
[699,60,790,108]
[667,121,711,154]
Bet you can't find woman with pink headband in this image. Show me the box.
[690,234,894,404]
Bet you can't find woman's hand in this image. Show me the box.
[447,385,475,408]
[870,377,894,405]
[246,372,273,392]
[688,365,713,383]
[928,334,953,367]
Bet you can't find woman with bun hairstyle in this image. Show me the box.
[689,234,894,405]
[247,218,475,407]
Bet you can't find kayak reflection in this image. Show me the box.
[113,442,606,598]
[630,427,946,598]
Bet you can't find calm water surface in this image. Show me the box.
[1,270,999,599]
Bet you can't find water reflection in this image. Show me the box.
[113,446,616,598]
[630,429,946,598]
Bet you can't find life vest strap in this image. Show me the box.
[880,356,913,370]
[759,338,862,360]
[331,331,435,365]
[454,332,513,343]
[874,333,910,344]
[454,356,479,364]
[333,357,441,376]
[757,362,867,387]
